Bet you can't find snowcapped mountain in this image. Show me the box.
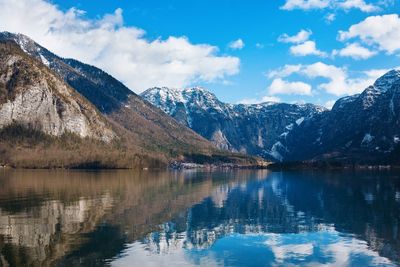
[282,69,400,163]
[142,70,400,164]
[141,87,325,160]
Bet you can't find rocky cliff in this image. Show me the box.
[141,87,325,160]
[0,40,115,142]
[142,70,400,164]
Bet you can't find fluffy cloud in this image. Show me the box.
[290,41,327,57]
[281,0,330,10]
[337,0,380,12]
[0,0,240,92]
[267,65,302,79]
[268,78,312,95]
[229,39,245,50]
[332,43,377,59]
[339,14,400,54]
[281,0,383,12]
[269,63,392,96]
[278,30,326,57]
[278,29,312,44]
[301,62,349,95]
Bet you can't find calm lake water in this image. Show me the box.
[0,169,399,267]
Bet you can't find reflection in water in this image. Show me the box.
[0,170,398,266]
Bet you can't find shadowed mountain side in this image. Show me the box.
[281,70,400,164]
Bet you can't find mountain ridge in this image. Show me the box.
[0,32,264,168]
[281,68,400,164]
[141,86,326,160]
[141,70,400,164]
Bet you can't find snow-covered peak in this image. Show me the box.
[181,87,220,102]
[144,87,185,103]
[142,86,224,112]
[373,69,400,92]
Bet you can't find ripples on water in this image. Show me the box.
[0,169,399,266]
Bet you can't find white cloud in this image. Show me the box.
[278,30,326,58]
[229,39,245,50]
[0,0,240,93]
[268,78,312,95]
[267,64,302,79]
[338,14,400,54]
[337,0,380,12]
[268,63,394,96]
[281,0,383,12]
[363,68,392,79]
[332,43,377,59]
[261,96,282,102]
[281,0,330,10]
[290,41,327,57]
[301,62,349,95]
[238,96,281,104]
[278,29,312,44]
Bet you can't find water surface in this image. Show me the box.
[0,169,399,266]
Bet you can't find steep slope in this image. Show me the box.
[282,69,400,163]
[0,32,218,157]
[0,40,115,142]
[141,87,325,160]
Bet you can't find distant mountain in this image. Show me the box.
[0,32,262,168]
[142,71,400,164]
[141,87,325,160]
[282,69,400,164]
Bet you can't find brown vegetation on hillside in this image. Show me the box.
[0,124,167,169]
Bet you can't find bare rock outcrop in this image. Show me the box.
[0,41,116,142]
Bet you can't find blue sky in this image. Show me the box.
[1,0,399,107]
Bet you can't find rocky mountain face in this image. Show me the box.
[141,87,325,160]
[0,32,220,159]
[281,69,400,163]
[0,40,116,142]
[141,71,400,164]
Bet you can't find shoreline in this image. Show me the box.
[0,161,270,171]
[2,161,399,171]
[266,161,397,171]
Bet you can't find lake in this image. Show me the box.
[0,169,399,267]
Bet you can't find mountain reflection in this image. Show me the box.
[0,170,399,266]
